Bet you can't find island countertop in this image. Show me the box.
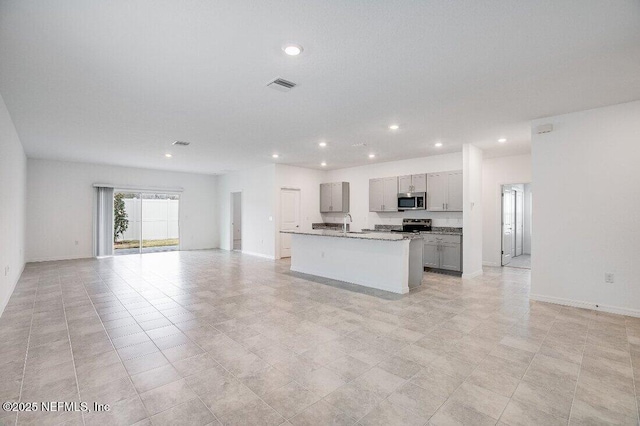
[280,229,423,241]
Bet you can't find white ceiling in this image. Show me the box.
[1,1,639,174]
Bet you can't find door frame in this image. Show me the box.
[501,185,514,266]
[230,191,242,251]
[278,187,301,259]
[113,189,182,255]
[499,182,530,267]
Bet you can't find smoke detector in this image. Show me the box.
[267,78,297,92]
[172,141,190,146]
[536,123,554,134]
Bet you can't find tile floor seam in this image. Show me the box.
[349,360,432,426]
[80,274,155,423]
[624,318,640,423]
[14,281,38,426]
[177,329,275,425]
[493,305,556,426]
[565,315,592,425]
[433,322,518,425]
[60,277,87,426]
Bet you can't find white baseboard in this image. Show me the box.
[482,261,500,267]
[530,293,640,318]
[462,269,483,279]
[241,250,276,260]
[27,254,93,263]
[0,262,25,318]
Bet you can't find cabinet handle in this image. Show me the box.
[442,203,445,210]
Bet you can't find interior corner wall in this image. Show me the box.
[531,100,640,316]
[481,154,532,267]
[0,92,27,317]
[274,164,326,259]
[216,164,276,259]
[462,144,483,277]
[26,159,218,262]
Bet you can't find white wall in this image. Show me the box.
[274,164,325,259]
[481,154,532,267]
[523,183,532,255]
[325,153,464,231]
[27,159,218,262]
[531,100,640,316]
[216,164,276,259]
[0,93,26,317]
[462,144,483,277]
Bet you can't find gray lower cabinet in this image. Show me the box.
[422,243,440,268]
[423,234,462,272]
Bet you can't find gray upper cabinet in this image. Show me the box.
[398,174,427,193]
[320,183,332,212]
[369,177,398,212]
[427,170,463,211]
[398,175,412,193]
[446,171,463,211]
[369,179,384,212]
[427,173,447,211]
[320,182,350,213]
[383,177,398,211]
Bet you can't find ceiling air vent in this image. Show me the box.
[172,141,190,146]
[267,77,297,92]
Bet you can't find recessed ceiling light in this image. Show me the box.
[318,142,327,147]
[282,44,303,56]
[369,154,376,159]
[320,162,327,167]
[498,138,507,143]
[272,154,279,158]
[165,153,172,158]
[435,142,443,147]
[389,124,399,130]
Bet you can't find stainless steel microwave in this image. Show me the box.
[397,192,426,210]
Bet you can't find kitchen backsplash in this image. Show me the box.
[322,211,463,229]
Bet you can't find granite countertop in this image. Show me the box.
[280,229,423,241]
[361,226,463,236]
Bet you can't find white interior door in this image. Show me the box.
[280,189,300,258]
[232,192,242,250]
[502,187,514,266]
[515,190,524,256]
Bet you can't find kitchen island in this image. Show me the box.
[280,230,424,294]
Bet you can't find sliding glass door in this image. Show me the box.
[113,191,180,255]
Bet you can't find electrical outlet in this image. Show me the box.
[605,273,615,284]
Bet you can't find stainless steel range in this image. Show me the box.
[391,218,432,233]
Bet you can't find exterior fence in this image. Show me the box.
[118,199,179,241]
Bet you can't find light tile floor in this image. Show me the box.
[0,250,638,426]
[506,255,531,270]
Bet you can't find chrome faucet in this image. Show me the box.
[342,214,352,233]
